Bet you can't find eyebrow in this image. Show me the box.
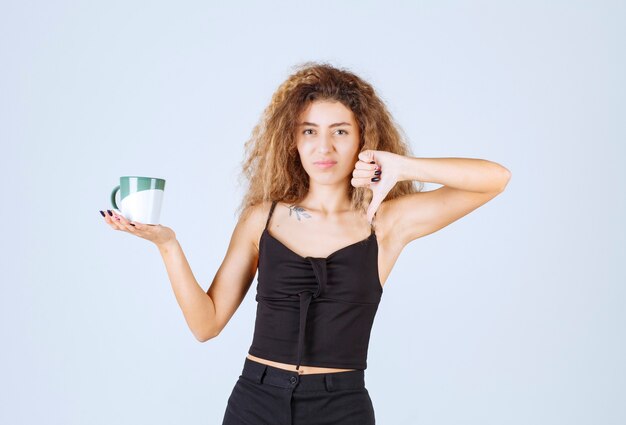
[298,121,352,128]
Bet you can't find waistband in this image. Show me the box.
[240,357,365,392]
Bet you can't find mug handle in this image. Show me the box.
[110,185,121,210]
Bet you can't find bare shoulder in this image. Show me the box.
[239,200,274,252]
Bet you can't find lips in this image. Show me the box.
[313,160,337,169]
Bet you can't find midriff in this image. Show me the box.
[246,353,358,375]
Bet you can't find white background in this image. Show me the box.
[1,1,624,424]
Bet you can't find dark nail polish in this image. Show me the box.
[99,210,105,217]
[371,177,381,182]
[369,161,375,164]
[374,170,381,175]
[107,210,113,216]
[130,223,135,227]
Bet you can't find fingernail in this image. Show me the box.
[99,210,105,217]
[369,161,375,164]
[371,177,381,182]
[107,210,113,216]
[130,223,135,227]
[374,170,381,175]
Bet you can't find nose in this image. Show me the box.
[317,134,332,153]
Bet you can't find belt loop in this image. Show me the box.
[255,364,268,384]
[324,374,335,392]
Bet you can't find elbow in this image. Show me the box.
[196,333,213,343]
[497,167,511,192]
[196,327,220,343]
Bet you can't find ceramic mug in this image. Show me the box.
[110,176,166,224]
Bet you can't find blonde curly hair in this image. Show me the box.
[236,61,423,220]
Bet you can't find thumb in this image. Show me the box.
[366,190,384,224]
[358,150,376,163]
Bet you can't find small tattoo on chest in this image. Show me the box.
[287,204,312,221]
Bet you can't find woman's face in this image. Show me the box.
[295,100,361,184]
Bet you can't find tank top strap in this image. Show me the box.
[265,200,278,230]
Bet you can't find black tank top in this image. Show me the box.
[248,200,383,371]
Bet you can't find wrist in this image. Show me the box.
[157,238,179,253]
[397,155,417,182]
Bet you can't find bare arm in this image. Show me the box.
[157,239,219,342]
[101,203,263,343]
[156,205,261,342]
[384,157,511,246]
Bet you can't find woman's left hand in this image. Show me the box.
[352,150,404,224]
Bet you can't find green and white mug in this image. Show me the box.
[110,176,166,224]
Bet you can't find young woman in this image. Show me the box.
[100,62,511,424]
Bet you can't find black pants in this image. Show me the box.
[221,357,376,425]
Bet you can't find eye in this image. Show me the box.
[303,129,314,135]
[336,129,348,135]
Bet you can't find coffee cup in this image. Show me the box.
[110,176,166,224]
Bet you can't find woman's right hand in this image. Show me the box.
[100,209,177,248]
